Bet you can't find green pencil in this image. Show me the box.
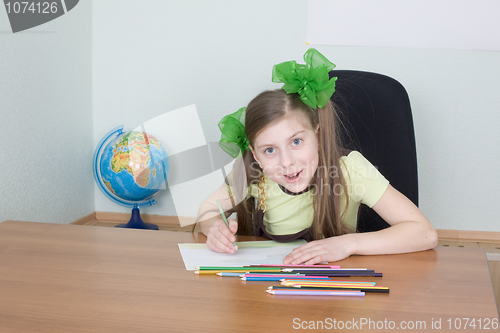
[216,199,238,250]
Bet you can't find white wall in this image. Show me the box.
[92,0,307,218]
[0,1,94,223]
[1,0,498,232]
[93,0,500,232]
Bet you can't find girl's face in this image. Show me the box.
[250,113,319,193]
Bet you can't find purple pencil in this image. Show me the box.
[267,289,365,296]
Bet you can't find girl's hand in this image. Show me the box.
[206,218,238,254]
[283,235,354,265]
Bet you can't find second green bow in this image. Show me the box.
[272,48,337,109]
[218,107,250,159]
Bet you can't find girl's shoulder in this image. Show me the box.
[339,150,385,180]
[339,150,389,205]
[340,150,368,167]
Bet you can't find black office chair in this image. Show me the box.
[329,70,419,233]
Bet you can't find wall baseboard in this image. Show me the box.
[70,212,500,243]
[436,229,500,243]
[70,212,97,226]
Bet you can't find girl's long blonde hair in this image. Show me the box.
[233,89,352,239]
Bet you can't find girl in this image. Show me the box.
[197,49,438,264]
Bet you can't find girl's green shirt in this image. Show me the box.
[245,151,389,235]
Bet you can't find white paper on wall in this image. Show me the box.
[307,0,500,51]
[134,105,237,225]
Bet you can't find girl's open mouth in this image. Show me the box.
[284,170,302,181]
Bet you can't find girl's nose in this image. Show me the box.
[280,148,296,168]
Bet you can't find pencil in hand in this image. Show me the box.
[216,199,238,251]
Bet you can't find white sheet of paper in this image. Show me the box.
[178,240,307,270]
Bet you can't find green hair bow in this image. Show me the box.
[218,107,250,158]
[272,48,337,109]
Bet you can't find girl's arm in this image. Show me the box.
[197,183,238,254]
[283,185,438,264]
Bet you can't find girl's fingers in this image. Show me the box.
[283,243,314,263]
[207,235,234,253]
[206,220,237,253]
[284,243,324,264]
[286,250,323,265]
[228,219,238,234]
[207,232,234,253]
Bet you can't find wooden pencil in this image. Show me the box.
[216,272,243,277]
[195,269,281,275]
[281,268,369,271]
[248,264,341,269]
[241,276,332,281]
[283,279,375,285]
[216,199,238,250]
[241,274,328,279]
[269,285,390,293]
[198,266,282,271]
[267,289,365,296]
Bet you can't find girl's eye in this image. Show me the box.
[292,138,302,146]
[264,147,276,154]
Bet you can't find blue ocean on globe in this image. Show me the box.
[98,131,169,203]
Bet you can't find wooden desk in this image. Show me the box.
[0,221,497,332]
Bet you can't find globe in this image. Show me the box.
[93,125,170,229]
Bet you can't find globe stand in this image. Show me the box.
[115,205,159,230]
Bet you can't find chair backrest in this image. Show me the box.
[329,70,418,233]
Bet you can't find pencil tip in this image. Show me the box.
[194,271,200,274]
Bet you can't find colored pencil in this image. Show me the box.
[281,280,379,286]
[281,270,373,274]
[269,285,390,293]
[216,272,244,277]
[195,269,282,275]
[241,274,328,279]
[239,272,307,275]
[284,283,376,288]
[198,266,282,271]
[240,274,303,277]
[242,276,332,282]
[248,264,341,269]
[267,289,365,296]
[283,273,382,277]
[283,279,375,285]
[282,280,379,286]
[285,285,387,290]
[216,199,238,250]
[242,277,293,281]
[281,268,368,271]
[282,271,383,277]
